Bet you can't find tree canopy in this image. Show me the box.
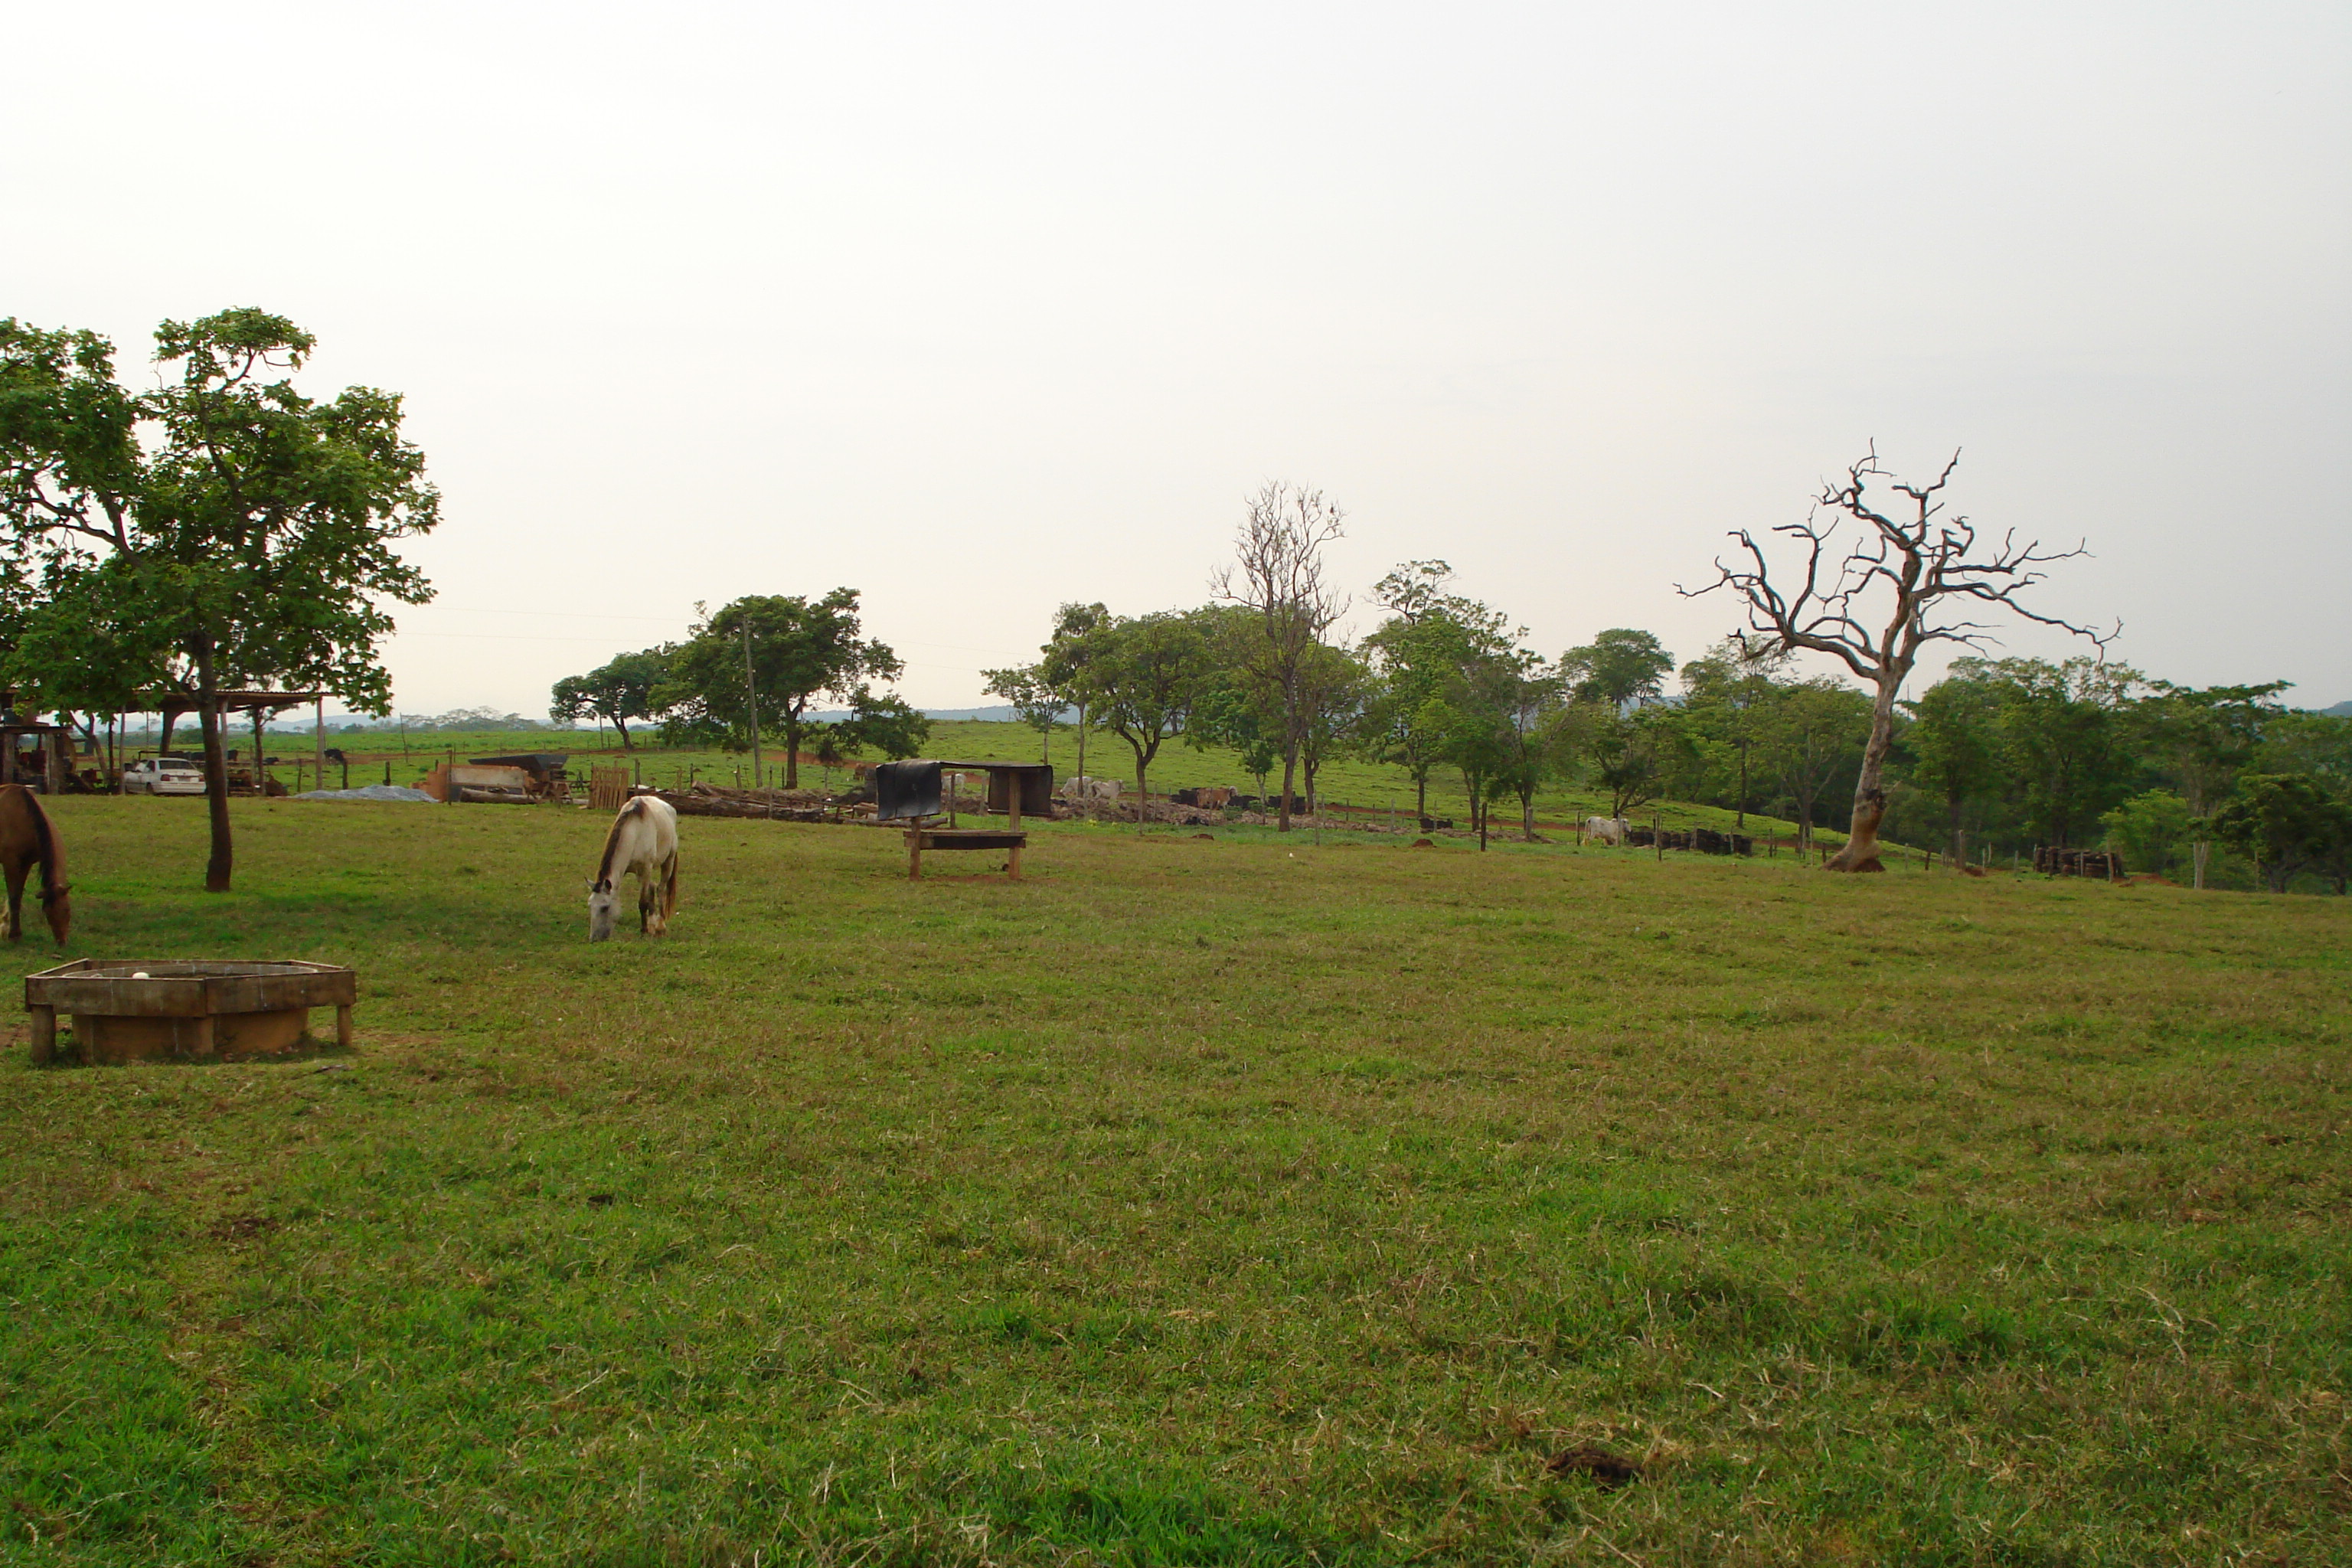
[0,309,437,888]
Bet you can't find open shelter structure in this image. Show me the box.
[0,707,71,793]
[875,760,1053,879]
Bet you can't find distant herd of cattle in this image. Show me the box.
[1586,817,1756,854]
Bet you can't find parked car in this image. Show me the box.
[121,756,206,795]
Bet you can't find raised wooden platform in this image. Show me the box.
[905,827,1029,878]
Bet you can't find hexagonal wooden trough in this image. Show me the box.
[24,960,357,1066]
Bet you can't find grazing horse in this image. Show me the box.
[0,784,70,944]
[587,794,679,942]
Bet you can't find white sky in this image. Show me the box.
[7,2,2347,714]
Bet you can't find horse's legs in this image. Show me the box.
[2,863,24,942]
[659,854,678,923]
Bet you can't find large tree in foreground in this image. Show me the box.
[0,309,437,890]
[1681,447,2112,871]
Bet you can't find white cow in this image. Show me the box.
[1057,776,1122,802]
[1583,815,1631,845]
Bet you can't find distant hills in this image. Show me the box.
[2324,701,2352,717]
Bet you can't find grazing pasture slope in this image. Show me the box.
[2,797,2347,1565]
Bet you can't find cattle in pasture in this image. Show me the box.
[1058,776,1122,802]
[0,784,69,944]
[587,794,679,942]
[1583,816,1631,844]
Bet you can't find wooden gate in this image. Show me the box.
[588,765,629,812]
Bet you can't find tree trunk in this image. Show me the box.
[615,715,632,750]
[782,713,801,789]
[194,637,234,893]
[1521,790,1537,841]
[1736,743,1748,830]
[1825,678,1897,873]
[1076,703,1086,785]
[2191,838,2210,890]
[1415,771,1427,820]
[1278,746,1297,832]
[1135,755,1148,824]
[1946,792,1965,869]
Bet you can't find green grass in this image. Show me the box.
[2,796,2346,1564]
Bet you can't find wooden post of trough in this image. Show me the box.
[1007,772,1024,880]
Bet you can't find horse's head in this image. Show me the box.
[586,877,618,942]
[38,881,69,946]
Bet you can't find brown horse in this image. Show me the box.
[0,784,70,944]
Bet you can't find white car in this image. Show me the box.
[122,757,207,795]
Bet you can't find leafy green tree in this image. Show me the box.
[1560,629,1674,709]
[0,309,437,890]
[828,689,930,762]
[1975,657,2145,851]
[1188,676,1279,799]
[2255,710,2352,785]
[2100,790,2194,880]
[1753,679,1874,858]
[1186,606,1282,798]
[1083,610,1217,815]
[1903,671,2004,865]
[550,647,671,749]
[1035,601,1111,783]
[1677,641,1791,827]
[2204,774,2352,893]
[1591,706,1666,819]
[1294,641,1373,816]
[1361,563,1525,824]
[2133,681,2291,888]
[655,590,903,788]
[980,664,1065,764]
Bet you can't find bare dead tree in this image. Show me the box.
[1211,480,1349,832]
[1679,446,2115,871]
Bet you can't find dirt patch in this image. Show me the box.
[209,1214,279,1242]
[1548,1446,1642,1488]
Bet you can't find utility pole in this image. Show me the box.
[741,622,763,788]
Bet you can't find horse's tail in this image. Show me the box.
[662,854,680,921]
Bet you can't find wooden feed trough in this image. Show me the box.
[25,960,358,1065]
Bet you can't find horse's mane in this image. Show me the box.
[594,798,644,887]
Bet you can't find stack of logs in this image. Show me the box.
[646,782,846,822]
[1626,826,1753,855]
[2035,846,2125,879]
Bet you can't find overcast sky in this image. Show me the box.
[8,2,2346,714]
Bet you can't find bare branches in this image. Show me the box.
[1212,481,1349,643]
[1678,445,2115,691]
[1211,480,1350,831]
[1677,445,2118,871]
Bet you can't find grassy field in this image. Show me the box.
[2,795,2346,1565]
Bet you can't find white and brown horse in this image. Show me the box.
[0,783,70,944]
[587,794,678,942]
